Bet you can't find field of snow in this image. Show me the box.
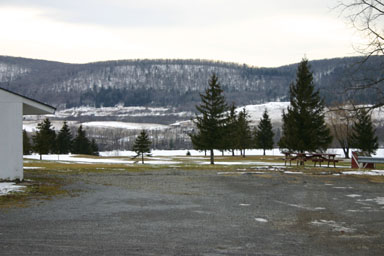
[239,102,290,125]
[23,102,291,132]
[100,149,285,157]
[242,102,384,126]
[22,148,384,173]
[23,121,77,132]
[342,170,384,176]
[82,121,170,130]
[23,148,384,163]
[23,120,170,132]
[23,152,285,166]
[101,148,384,157]
[23,102,384,133]
[45,105,193,119]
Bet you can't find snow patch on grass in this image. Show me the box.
[342,170,384,176]
[23,167,45,170]
[284,171,303,174]
[23,154,180,165]
[0,183,25,196]
[100,149,285,157]
[199,161,285,166]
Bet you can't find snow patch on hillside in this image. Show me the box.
[23,121,77,132]
[239,102,290,124]
[82,121,170,130]
[49,105,194,119]
[22,102,384,134]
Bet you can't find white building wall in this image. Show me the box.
[0,102,23,180]
[0,88,54,181]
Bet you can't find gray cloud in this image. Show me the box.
[1,0,330,28]
[0,0,260,28]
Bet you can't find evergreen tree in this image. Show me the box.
[235,108,252,157]
[23,130,32,155]
[33,118,56,160]
[254,109,274,155]
[90,139,99,156]
[350,109,378,155]
[190,74,228,164]
[72,125,92,155]
[56,121,73,154]
[225,103,238,156]
[132,130,152,164]
[278,58,332,152]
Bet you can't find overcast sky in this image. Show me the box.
[0,0,363,67]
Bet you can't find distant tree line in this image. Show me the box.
[23,118,99,159]
[80,86,153,107]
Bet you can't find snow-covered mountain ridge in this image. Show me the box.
[3,55,384,111]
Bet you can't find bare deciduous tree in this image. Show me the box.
[328,104,357,158]
[338,0,384,108]
[339,0,384,56]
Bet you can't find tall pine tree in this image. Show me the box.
[23,130,32,155]
[236,108,252,157]
[350,109,378,155]
[33,118,56,160]
[132,130,152,164]
[72,125,92,155]
[190,74,228,164]
[279,58,332,152]
[90,139,99,156]
[56,121,73,154]
[254,109,274,155]
[225,103,238,156]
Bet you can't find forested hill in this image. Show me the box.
[1,55,383,110]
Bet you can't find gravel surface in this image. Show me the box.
[1,169,384,255]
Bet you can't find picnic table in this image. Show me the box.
[283,152,339,167]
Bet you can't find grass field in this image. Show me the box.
[1,154,383,209]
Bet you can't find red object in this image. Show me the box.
[351,151,359,168]
[351,151,375,169]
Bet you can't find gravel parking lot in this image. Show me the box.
[1,168,383,255]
